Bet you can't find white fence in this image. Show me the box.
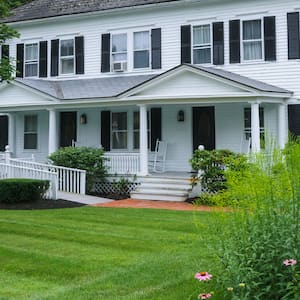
[104,153,140,174]
[0,162,58,199]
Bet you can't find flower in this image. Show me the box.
[194,272,213,281]
[283,259,297,266]
[198,293,212,299]
[227,287,234,292]
[239,283,245,288]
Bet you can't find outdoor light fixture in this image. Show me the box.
[80,113,87,124]
[177,110,184,122]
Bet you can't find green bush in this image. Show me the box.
[49,146,108,192]
[0,178,49,203]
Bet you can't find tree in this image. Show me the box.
[0,1,20,80]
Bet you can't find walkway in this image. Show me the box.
[58,191,113,205]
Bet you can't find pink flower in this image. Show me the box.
[194,272,213,281]
[283,259,297,266]
[198,293,212,299]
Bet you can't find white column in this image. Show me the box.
[48,108,58,155]
[251,102,261,153]
[139,104,148,176]
[8,113,15,155]
[278,103,288,149]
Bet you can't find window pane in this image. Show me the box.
[112,132,127,149]
[112,113,127,130]
[25,44,38,61]
[61,58,74,74]
[193,25,211,45]
[134,51,149,68]
[133,132,139,149]
[193,48,211,64]
[24,134,37,149]
[112,34,127,53]
[24,115,37,132]
[243,20,261,40]
[134,31,149,50]
[244,41,262,60]
[112,53,127,62]
[61,39,74,56]
[25,63,38,77]
[133,112,139,130]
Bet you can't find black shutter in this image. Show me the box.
[287,12,300,59]
[101,34,110,73]
[39,41,48,78]
[51,39,59,76]
[1,45,9,59]
[181,25,191,64]
[288,105,300,136]
[150,107,161,151]
[101,111,111,151]
[16,43,24,78]
[229,20,240,63]
[213,22,224,65]
[264,16,276,61]
[151,28,161,69]
[75,36,84,74]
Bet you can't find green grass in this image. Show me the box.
[0,207,221,300]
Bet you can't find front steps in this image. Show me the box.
[130,175,192,202]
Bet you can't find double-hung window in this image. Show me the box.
[25,43,38,77]
[193,24,212,64]
[133,111,150,149]
[112,112,127,150]
[244,107,264,140]
[60,39,75,74]
[24,115,38,150]
[242,20,263,61]
[133,31,150,69]
[111,33,127,69]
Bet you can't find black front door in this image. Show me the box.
[0,116,8,151]
[60,112,77,147]
[193,106,215,151]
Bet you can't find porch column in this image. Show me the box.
[251,101,261,153]
[139,104,148,176]
[278,103,288,149]
[7,113,15,155]
[48,108,58,155]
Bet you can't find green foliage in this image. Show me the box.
[112,175,137,197]
[49,146,108,192]
[212,142,300,299]
[0,178,49,203]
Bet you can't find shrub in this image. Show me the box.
[49,146,108,192]
[0,178,49,203]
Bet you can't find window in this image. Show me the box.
[133,31,150,68]
[193,24,211,64]
[60,39,74,74]
[25,43,38,77]
[112,112,127,149]
[111,33,127,68]
[242,20,263,61]
[24,115,38,149]
[244,107,264,140]
[133,111,150,149]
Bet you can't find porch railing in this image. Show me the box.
[0,162,58,199]
[104,153,140,175]
[9,159,86,195]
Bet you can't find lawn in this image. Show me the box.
[0,206,221,300]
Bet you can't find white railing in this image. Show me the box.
[0,163,58,199]
[8,159,86,195]
[104,153,140,174]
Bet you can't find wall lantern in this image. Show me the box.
[177,110,184,122]
[80,113,87,124]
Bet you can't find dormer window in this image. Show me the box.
[25,43,38,77]
[134,31,150,69]
[111,33,127,71]
[60,39,75,74]
[192,24,212,64]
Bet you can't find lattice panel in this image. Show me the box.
[94,181,140,195]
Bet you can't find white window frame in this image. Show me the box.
[59,38,75,75]
[111,33,128,71]
[111,111,128,150]
[192,23,212,65]
[133,111,150,150]
[241,18,264,62]
[133,30,151,70]
[24,114,38,150]
[24,43,39,78]
[244,107,265,140]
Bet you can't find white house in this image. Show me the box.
[0,0,300,199]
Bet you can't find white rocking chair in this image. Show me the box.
[151,139,167,173]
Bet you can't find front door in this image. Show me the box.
[0,116,8,151]
[60,112,77,147]
[193,106,215,151]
